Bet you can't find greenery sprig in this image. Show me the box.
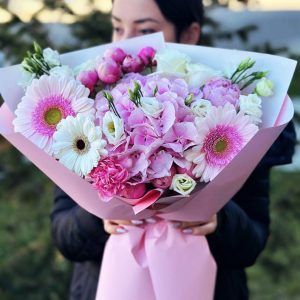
[21,42,51,77]
[184,94,194,106]
[128,81,143,107]
[102,91,121,118]
[230,58,268,91]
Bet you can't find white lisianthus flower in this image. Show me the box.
[103,111,125,145]
[73,59,96,76]
[19,70,36,90]
[53,115,108,177]
[43,48,61,67]
[191,99,212,118]
[155,48,191,75]
[186,63,223,88]
[49,65,74,79]
[170,174,196,196]
[239,94,262,125]
[140,96,164,118]
[255,77,274,97]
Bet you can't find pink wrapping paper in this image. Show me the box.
[0,34,296,300]
[97,221,216,300]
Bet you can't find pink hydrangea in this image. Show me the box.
[89,157,129,201]
[202,77,240,107]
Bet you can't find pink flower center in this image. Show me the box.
[32,95,75,137]
[202,125,243,167]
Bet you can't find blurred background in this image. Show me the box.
[0,0,299,299]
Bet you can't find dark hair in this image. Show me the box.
[153,0,204,41]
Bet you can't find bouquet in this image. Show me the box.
[0,33,296,300]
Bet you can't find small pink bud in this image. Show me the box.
[77,69,98,92]
[152,165,177,189]
[138,47,156,66]
[177,164,197,179]
[121,183,146,199]
[104,47,127,64]
[122,55,145,73]
[97,58,122,84]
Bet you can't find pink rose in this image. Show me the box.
[120,183,146,199]
[151,165,177,189]
[89,157,128,202]
[202,77,240,107]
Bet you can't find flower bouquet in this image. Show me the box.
[0,33,296,300]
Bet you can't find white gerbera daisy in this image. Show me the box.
[13,75,95,154]
[53,115,108,177]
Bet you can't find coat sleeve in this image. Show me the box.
[50,186,109,262]
[207,166,271,268]
[206,121,296,268]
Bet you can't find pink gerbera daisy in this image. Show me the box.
[184,103,258,182]
[13,75,95,154]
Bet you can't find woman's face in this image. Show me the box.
[111,0,177,42]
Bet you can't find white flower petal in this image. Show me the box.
[53,115,107,177]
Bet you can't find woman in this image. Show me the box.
[51,0,296,299]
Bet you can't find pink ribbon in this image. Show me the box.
[96,220,216,300]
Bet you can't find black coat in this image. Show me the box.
[51,121,296,300]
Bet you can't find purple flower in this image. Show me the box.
[127,108,148,129]
[131,125,159,147]
[151,101,176,136]
[144,77,171,96]
[163,122,198,153]
[202,77,240,107]
[148,150,174,179]
[115,96,136,124]
[170,79,189,98]
[120,146,150,182]
[120,73,147,86]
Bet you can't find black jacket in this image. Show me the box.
[51,121,296,300]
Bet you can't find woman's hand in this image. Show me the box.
[103,218,156,234]
[103,220,133,234]
[172,214,218,236]
[103,214,218,236]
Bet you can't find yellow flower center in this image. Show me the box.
[44,108,62,125]
[107,121,115,134]
[214,139,228,154]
